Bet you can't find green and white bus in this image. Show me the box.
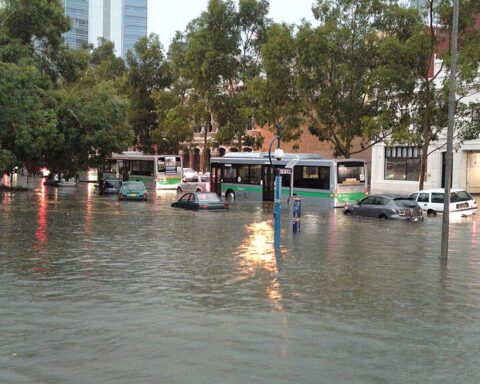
[99,152,183,190]
[210,152,368,207]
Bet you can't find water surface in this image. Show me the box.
[1,180,479,383]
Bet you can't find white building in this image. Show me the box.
[371,56,480,195]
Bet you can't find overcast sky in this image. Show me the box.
[147,0,317,49]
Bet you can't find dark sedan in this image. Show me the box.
[95,179,122,195]
[171,192,229,210]
[344,195,423,221]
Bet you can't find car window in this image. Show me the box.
[417,193,429,203]
[197,193,221,202]
[374,197,386,205]
[361,196,376,205]
[187,194,195,202]
[200,176,210,182]
[431,193,444,203]
[179,194,190,202]
[451,191,472,202]
[409,193,418,200]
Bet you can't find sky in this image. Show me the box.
[147,0,317,49]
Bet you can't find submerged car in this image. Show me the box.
[409,188,477,217]
[96,179,122,195]
[344,195,423,221]
[177,174,210,193]
[171,192,228,210]
[118,181,148,201]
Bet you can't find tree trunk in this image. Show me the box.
[419,85,432,190]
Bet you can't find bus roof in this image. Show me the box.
[221,152,324,160]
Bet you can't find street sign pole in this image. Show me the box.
[274,172,282,248]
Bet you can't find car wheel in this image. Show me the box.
[379,214,388,220]
[427,209,437,217]
[196,188,202,192]
[226,190,235,201]
[177,187,182,193]
[344,210,351,216]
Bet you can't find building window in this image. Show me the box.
[384,146,421,181]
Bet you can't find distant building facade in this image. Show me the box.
[63,0,89,49]
[63,0,147,59]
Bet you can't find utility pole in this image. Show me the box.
[440,0,460,261]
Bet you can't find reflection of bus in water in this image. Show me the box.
[77,168,98,182]
[210,152,368,207]
[98,152,183,190]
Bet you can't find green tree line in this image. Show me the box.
[1,0,479,185]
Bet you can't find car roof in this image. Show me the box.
[413,188,466,193]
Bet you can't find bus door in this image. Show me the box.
[118,160,129,181]
[262,165,275,201]
[211,165,222,195]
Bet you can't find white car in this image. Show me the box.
[409,188,477,217]
[177,174,210,193]
[182,168,198,179]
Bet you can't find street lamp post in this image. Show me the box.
[268,124,284,249]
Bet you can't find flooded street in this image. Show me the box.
[1,180,480,383]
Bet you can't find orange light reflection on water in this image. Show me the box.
[33,183,48,252]
[236,221,284,311]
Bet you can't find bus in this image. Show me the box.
[98,152,183,190]
[209,152,368,207]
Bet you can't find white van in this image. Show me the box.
[408,188,477,217]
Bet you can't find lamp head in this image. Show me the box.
[273,148,284,161]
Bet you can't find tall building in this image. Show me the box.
[63,0,147,59]
[64,0,89,49]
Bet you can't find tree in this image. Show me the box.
[125,34,172,152]
[181,0,270,154]
[0,62,57,173]
[46,82,133,177]
[248,23,304,143]
[397,0,480,189]
[298,0,423,158]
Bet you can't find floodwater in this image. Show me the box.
[1,178,480,384]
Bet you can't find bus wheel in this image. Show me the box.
[226,190,235,201]
[427,209,437,217]
[177,187,182,193]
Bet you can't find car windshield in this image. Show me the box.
[197,193,221,202]
[393,198,419,208]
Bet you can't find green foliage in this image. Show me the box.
[0,149,16,174]
[248,23,303,143]
[0,62,57,171]
[46,82,133,176]
[125,34,172,151]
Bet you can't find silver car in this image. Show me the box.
[344,195,423,221]
[177,174,210,193]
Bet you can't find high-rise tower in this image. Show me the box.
[64,0,147,59]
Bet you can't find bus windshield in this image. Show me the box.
[337,162,365,184]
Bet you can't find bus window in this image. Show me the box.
[337,162,365,184]
[223,165,237,183]
[294,166,330,190]
[238,165,249,183]
[249,165,261,184]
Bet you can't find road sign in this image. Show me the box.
[277,168,292,176]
